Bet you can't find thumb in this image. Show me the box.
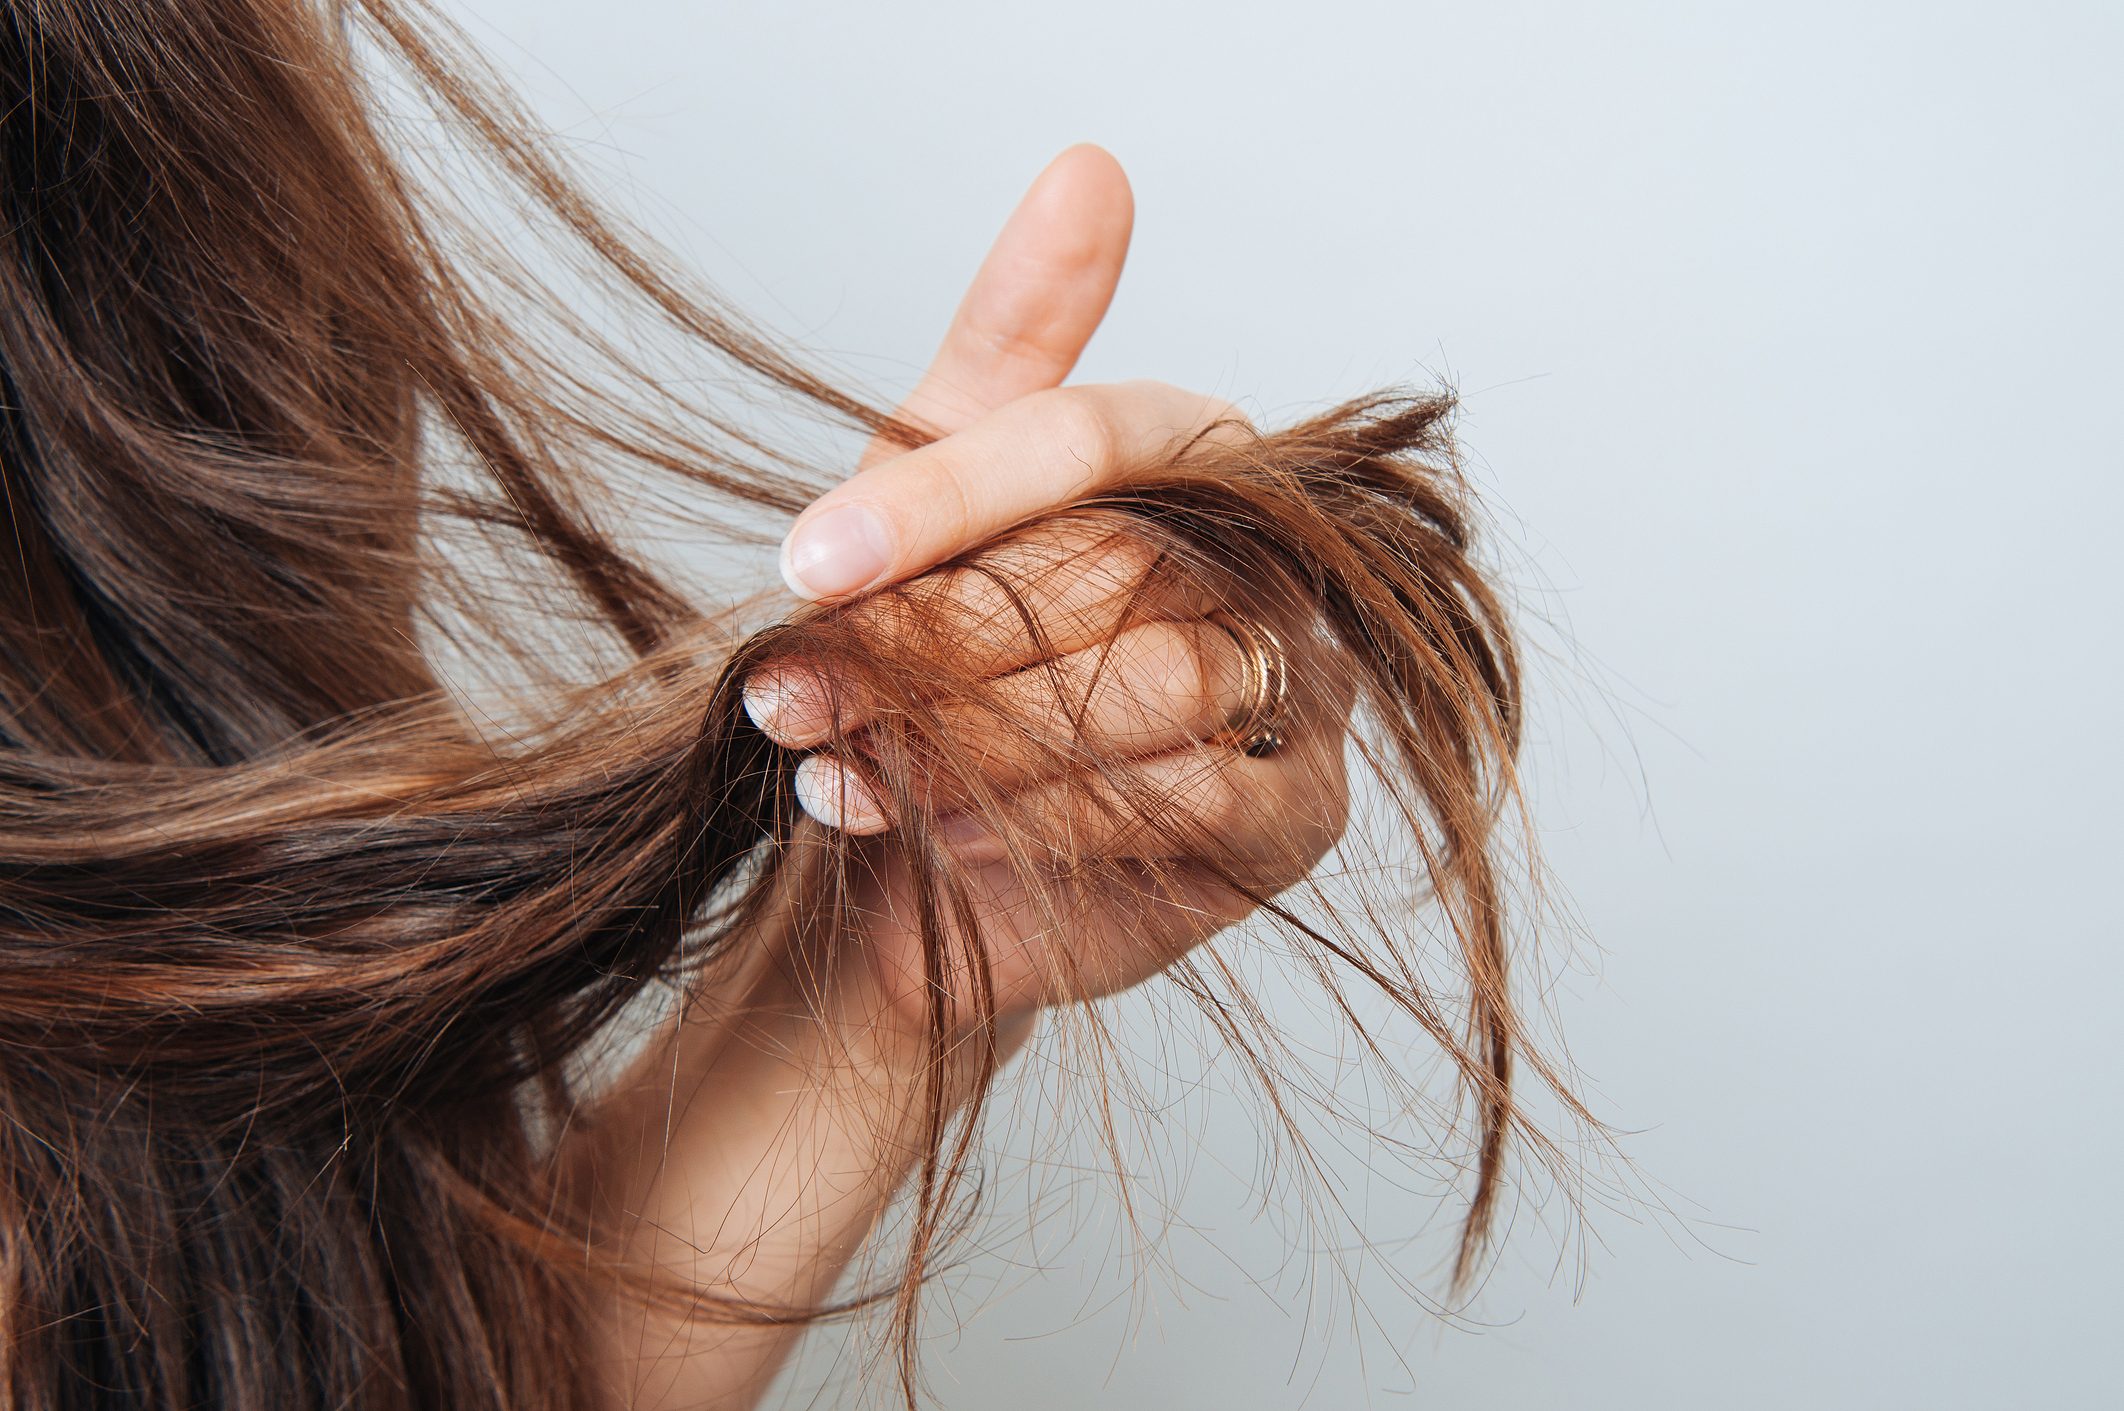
[857,144,1133,470]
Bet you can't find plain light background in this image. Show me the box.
[452,2,2122,1406]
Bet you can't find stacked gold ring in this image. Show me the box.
[1201,609,1291,758]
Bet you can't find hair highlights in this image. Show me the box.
[0,1,1586,1406]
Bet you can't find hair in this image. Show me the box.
[0,0,1589,1407]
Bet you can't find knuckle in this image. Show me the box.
[1031,385,1118,484]
[1114,376,1179,404]
[1047,628,1173,745]
[1063,528,1167,616]
[1300,649,1360,722]
[1217,747,1351,882]
[1199,391,1251,431]
[1123,622,1203,701]
[1126,380,1255,457]
[1306,770,1354,858]
[1246,784,1347,884]
[969,313,1067,373]
[1195,395,1255,452]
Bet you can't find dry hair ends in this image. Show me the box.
[0,0,1592,1407]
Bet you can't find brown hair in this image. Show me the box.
[0,0,1584,1406]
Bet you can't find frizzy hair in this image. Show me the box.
[0,1,1588,1408]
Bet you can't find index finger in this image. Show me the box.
[858,145,1134,470]
[779,380,1247,602]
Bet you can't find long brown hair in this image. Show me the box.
[0,0,1585,1406]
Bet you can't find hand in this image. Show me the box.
[590,146,1355,1411]
[745,147,1355,1030]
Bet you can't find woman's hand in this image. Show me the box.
[743,379,1355,1022]
[589,145,1350,1411]
[741,158,1353,1028]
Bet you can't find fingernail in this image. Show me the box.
[793,755,887,832]
[780,504,894,600]
[741,667,831,743]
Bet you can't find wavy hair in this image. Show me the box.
[0,1,1587,1406]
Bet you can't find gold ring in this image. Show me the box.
[1201,609,1290,758]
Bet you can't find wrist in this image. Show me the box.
[741,949,1036,1121]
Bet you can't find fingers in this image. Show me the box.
[857,743,1349,1012]
[857,145,1133,468]
[782,619,1351,872]
[777,618,1258,816]
[745,523,1198,746]
[945,734,1350,883]
[947,620,1255,786]
[794,735,1346,883]
[780,380,1249,601]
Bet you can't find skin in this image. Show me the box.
[575,145,1354,1409]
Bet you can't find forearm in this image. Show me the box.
[574,917,1012,1411]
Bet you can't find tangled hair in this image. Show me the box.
[0,0,1590,1407]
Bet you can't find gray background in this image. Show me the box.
[457,2,2122,1406]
